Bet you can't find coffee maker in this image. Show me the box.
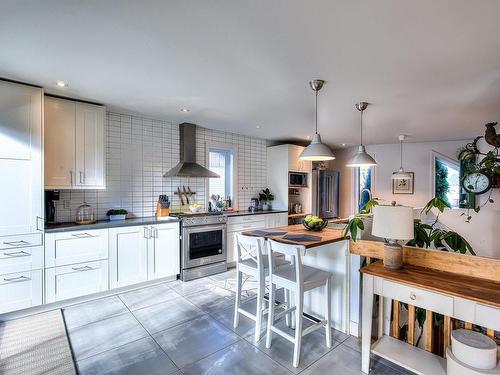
[249,198,259,212]
[45,190,60,223]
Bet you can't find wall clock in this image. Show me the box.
[462,172,492,194]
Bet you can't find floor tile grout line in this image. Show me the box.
[117,293,182,374]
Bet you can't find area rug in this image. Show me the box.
[0,310,76,375]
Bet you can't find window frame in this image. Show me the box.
[205,141,238,209]
[430,150,461,208]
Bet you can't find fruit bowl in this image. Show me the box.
[302,216,328,232]
[189,204,202,213]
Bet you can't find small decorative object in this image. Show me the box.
[189,203,201,213]
[302,215,328,232]
[107,209,128,221]
[462,171,492,194]
[371,202,414,269]
[156,195,170,219]
[210,194,225,212]
[259,188,275,211]
[392,172,414,194]
[75,202,96,225]
[450,329,498,371]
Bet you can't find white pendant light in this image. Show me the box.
[299,80,335,161]
[346,102,377,167]
[392,134,413,179]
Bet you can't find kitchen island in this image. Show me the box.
[242,224,352,333]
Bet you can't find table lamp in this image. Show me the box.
[371,203,414,269]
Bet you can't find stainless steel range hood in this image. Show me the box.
[164,123,220,178]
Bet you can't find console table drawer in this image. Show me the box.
[381,279,453,316]
[475,303,500,331]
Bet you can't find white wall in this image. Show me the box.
[332,139,500,259]
[54,112,268,221]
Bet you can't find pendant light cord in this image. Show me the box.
[400,139,403,169]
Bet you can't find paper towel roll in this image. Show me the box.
[451,329,498,370]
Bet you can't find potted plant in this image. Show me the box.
[259,188,275,210]
[106,209,128,221]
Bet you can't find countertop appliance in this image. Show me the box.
[312,169,339,219]
[45,190,60,223]
[170,211,227,281]
[289,171,308,187]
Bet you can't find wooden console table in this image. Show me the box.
[360,261,500,374]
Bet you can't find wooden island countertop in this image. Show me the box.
[242,224,346,249]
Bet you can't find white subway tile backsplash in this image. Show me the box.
[56,112,268,220]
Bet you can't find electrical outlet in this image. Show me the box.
[63,200,70,209]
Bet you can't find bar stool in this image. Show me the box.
[265,239,332,368]
[233,234,289,342]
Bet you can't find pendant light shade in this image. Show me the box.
[299,80,335,161]
[392,135,412,179]
[346,102,377,167]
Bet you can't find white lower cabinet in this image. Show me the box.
[45,260,108,303]
[0,269,43,314]
[109,226,148,288]
[148,223,180,280]
[227,213,287,264]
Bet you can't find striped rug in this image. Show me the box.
[0,310,76,375]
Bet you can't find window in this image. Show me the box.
[358,166,373,212]
[434,154,460,208]
[208,147,233,199]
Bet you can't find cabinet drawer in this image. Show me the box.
[45,229,108,267]
[228,220,266,233]
[228,215,266,225]
[45,260,108,303]
[381,279,453,316]
[0,245,44,274]
[475,303,500,331]
[0,233,43,250]
[0,269,43,314]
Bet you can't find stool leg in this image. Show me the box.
[325,277,332,348]
[293,290,304,368]
[233,269,242,328]
[254,274,265,342]
[266,282,276,348]
[284,288,290,327]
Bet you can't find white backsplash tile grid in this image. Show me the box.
[55,113,268,222]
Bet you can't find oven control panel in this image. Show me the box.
[182,214,227,227]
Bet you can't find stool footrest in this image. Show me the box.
[270,326,295,343]
[302,320,327,336]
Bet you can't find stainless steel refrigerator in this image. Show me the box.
[312,169,340,219]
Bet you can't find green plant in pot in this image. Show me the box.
[106,209,128,221]
[259,188,275,211]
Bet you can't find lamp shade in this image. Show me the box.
[299,133,336,161]
[392,168,413,180]
[371,205,414,240]
[346,145,377,167]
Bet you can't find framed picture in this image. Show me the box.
[392,172,414,194]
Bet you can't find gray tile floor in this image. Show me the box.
[63,270,412,374]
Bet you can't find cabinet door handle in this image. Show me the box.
[144,226,150,239]
[79,171,84,184]
[71,233,93,238]
[70,170,73,184]
[4,275,30,282]
[3,250,30,257]
[72,265,94,271]
[3,240,30,246]
[36,216,44,232]
[151,227,158,238]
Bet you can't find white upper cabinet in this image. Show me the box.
[44,96,105,189]
[75,102,105,187]
[0,80,43,238]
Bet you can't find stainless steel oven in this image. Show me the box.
[178,213,227,281]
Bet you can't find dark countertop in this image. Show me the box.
[44,210,288,233]
[45,216,180,233]
[223,209,288,217]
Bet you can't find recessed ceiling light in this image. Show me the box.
[180,108,190,113]
[307,135,311,139]
[341,143,346,147]
[255,125,261,129]
[56,80,68,88]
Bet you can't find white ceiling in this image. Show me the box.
[1,0,500,147]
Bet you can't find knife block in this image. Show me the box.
[156,202,170,218]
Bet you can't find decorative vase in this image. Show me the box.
[262,203,270,211]
[109,214,127,221]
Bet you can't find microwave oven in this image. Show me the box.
[289,172,308,187]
